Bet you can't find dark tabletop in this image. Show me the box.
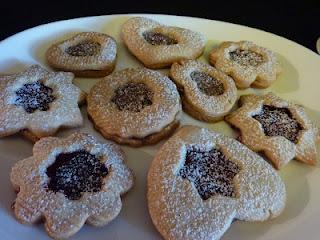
[1,0,319,52]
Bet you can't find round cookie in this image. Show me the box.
[87,68,182,147]
[170,60,237,122]
[147,125,286,240]
[46,32,117,77]
[121,17,205,69]
[209,41,282,89]
[225,92,319,169]
[0,65,85,141]
[10,132,134,239]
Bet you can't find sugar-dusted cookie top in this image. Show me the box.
[87,67,182,146]
[170,60,237,122]
[121,17,205,69]
[225,92,319,169]
[46,32,117,77]
[0,65,85,140]
[10,132,134,239]
[209,41,282,89]
[147,125,286,240]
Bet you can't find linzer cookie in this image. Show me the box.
[147,125,286,240]
[121,17,205,69]
[209,41,282,89]
[87,68,182,147]
[170,60,237,122]
[0,65,85,141]
[46,32,117,77]
[225,93,319,169]
[10,132,134,239]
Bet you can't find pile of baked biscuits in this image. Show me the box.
[1,16,319,240]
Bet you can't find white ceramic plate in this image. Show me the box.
[0,14,319,240]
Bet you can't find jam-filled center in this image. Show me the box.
[190,71,225,96]
[230,49,264,67]
[15,81,55,113]
[143,31,178,45]
[65,41,101,57]
[253,105,302,143]
[111,82,154,112]
[46,150,108,200]
[179,146,240,200]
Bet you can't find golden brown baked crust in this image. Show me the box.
[147,125,286,240]
[121,17,205,69]
[209,41,282,89]
[87,67,182,146]
[0,65,84,140]
[46,32,117,77]
[170,60,238,122]
[10,132,134,239]
[225,92,319,169]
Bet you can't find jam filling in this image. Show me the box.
[111,82,154,112]
[46,150,108,200]
[143,31,177,45]
[229,49,264,67]
[65,41,101,57]
[179,146,240,200]
[190,71,225,96]
[15,81,55,113]
[253,105,302,143]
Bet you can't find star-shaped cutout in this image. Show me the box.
[179,146,240,200]
[0,65,85,140]
[226,93,319,169]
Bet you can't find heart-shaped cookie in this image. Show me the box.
[147,125,286,240]
[121,17,205,69]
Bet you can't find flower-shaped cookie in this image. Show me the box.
[225,93,319,169]
[46,32,117,77]
[209,41,282,89]
[10,132,134,239]
[147,125,286,240]
[0,65,85,141]
[121,17,205,69]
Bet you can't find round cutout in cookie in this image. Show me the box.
[121,17,205,69]
[46,32,117,77]
[10,132,134,239]
[170,60,238,122]
[209,41,282,89]
[147,125,286,240]
[87,68,182,147]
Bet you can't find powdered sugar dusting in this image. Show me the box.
[147,126,286,240]
[10,132,134,238]
[87,68,181,138]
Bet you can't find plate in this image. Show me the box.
[0,14,319,240]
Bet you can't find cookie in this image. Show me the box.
[87,68,182,147]
[121,17,205,69]
[10,132,134,239]
[170,60,237,122]
[147,125,286,240]
[46,32,117,77]
[209,41,282,89]
[0,65,85,141]
[225,92,319,169]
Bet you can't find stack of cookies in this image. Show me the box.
[0,16,319,240]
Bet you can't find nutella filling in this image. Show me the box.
[143,31,177,45]
[15,81,55,113]
[179,146,240,200]
[46,150,108,200]
[230,49,264,67]
[111,82,154,112]
[190,71,225,96]
[65,41,101,57]
[253,105,302,143]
